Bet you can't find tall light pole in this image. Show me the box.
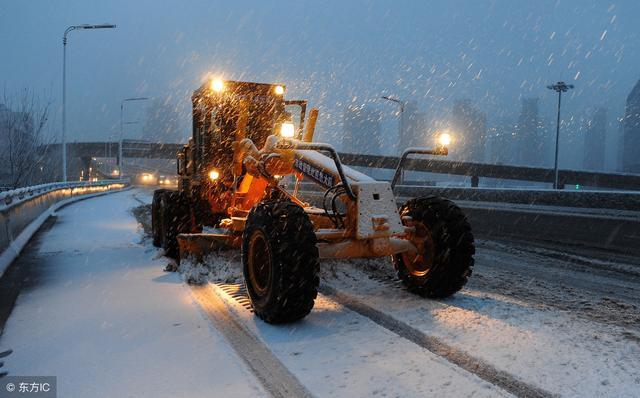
[547,81,574,189]
[381,96,406,154]
[62,23,116,182]
[119,97,149,177]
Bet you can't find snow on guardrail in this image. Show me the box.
[0,180,128,210]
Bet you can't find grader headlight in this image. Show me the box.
[211,78,225,93]
[208,169,220,181]
[438,132,452,147]
[274,85,285,95]
[280,122,295,138]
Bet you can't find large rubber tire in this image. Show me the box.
[393,196,474,298]
[242,201,319,324]
[151,189,168,247]
[159,191,191,259]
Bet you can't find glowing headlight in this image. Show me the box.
[280,122,295,138]
[274,85,285,95]
[438,133,452,147]
[211,79,224,93]
[208,169,220,181]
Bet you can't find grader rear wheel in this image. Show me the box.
[151,189,168,247]
[393,196,475,298]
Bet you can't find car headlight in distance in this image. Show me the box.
[280,122,295,138]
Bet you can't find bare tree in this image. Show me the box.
[0,89,52,189]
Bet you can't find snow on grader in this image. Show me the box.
[152,79,475,323]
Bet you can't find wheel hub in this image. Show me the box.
[247,231,272,296]
[402,220,435,277]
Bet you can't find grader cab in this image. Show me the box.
[152,79,474,324]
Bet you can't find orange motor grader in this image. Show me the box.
[152,79,474,323]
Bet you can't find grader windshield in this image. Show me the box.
[190,80,290,181]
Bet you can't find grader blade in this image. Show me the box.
[177,233,240,263]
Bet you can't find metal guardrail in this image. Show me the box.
[339,153,640,191]
[0,180,129,209]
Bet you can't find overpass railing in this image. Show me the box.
[339,153,640,191]
[0,179,129,277]
[0,180,127,209]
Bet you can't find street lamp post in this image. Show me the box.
[119,97,149,177]
[547,81,574,189]
[62,23,116,182]
[381,96,406,154]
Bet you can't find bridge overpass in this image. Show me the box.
[39,141,640,192]
[36,141,182,181]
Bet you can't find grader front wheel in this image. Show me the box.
[393,196,475,298]
[157,191,192,259]
[242,201,320,324]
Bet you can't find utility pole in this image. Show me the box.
[62,23,116,182]
[119,97,149,177]
[381,96,406,154]
[547,81,574,189]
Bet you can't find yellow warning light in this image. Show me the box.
[208,169,220,181]
[211,79,224,93]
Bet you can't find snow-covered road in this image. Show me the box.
[1,188,639,397]
[0,189,267,397]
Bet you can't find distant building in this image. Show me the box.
[450,99,486,162]
[514,98,548,167]
[622,79,640,173]
[399,101,430,151]
[486,117,517,165]
[617,118,625,172]
[342,105,383,155]
[583,108,607,171]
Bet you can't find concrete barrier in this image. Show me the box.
[455,202,640,257]
[393,185,640,256]
[0,180,128,277]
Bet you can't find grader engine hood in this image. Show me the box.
[290,146,404,240]
[292,149,373,189]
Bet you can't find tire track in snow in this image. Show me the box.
[320,285,555,398]
[190,285,314,398]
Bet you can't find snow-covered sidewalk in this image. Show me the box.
[0,189,266,397]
